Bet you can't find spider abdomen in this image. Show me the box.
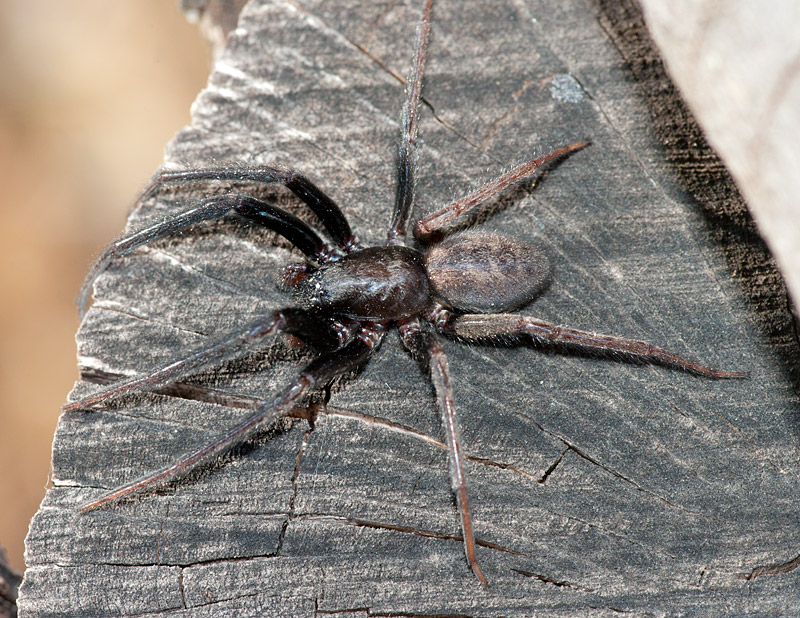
[293,245,430,320]
[426,230,551,313]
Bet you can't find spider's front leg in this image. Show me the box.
[399,317,488,587]
[414,141,588,242]
[435,310,746,378]
[387,0,432,246]
[78,184,349,317]
[139,165,357,251]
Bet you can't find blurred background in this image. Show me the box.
[0,0,210,573]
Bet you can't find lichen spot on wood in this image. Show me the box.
[426,230,551,313]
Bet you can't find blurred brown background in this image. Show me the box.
[0,0,210,573]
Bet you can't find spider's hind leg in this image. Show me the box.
[78,328,382,512]
[438,311,746,378]
[399,317,489,587]
[414,141,588,242]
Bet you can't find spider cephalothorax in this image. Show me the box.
[68,0,744,586]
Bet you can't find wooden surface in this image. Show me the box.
[21,0,800,616]
[592,0,800,389]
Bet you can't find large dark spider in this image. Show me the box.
[68,0,744,586]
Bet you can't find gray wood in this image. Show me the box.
[640,0,800,312]
[591,0,800,389]
[21,0,800,616]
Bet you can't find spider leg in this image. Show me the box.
[438,311,746,378]
[387,0,433,245]
[399,318,488,587]
[414,141,589,242]
[65,307,356,413]
[139,166,356,251]
[78,193,333,317]
[79,327,383,511]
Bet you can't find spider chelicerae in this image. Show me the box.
[67,0,745,586]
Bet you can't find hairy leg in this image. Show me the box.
[78,193,335,317]
[140,165,356,251]
[399,317,488,586]
[78,325,384,511]
[437,311,746,378]
[387,0,433,245]
[66,308,357,412]
[414,142,588,242]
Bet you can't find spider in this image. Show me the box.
[67,0,745,587]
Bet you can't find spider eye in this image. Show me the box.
[426,230,551,313]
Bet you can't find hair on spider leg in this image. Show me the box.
[414,141,589,243]
[70,0,745,587]
[455,143,593,235]
[79,366,330,422]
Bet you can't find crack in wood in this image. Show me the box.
[478,80,535,153]
[511,567,595,593]
[177,566,187,610]
[323,405,543,481]
[153,247,252,297]
[276,427,312,556]
[318,612,477,618]
[538,447,568,484]
[561,442,707,517]
[745,552,800,581]
[295,513,520,556]
[156,502,169,565]
[94,303,210,338]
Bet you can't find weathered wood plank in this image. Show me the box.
[21,0,799,616]
[640,0,800,311]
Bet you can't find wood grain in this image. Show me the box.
[20,0,799,615]
[640,0,800,314]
